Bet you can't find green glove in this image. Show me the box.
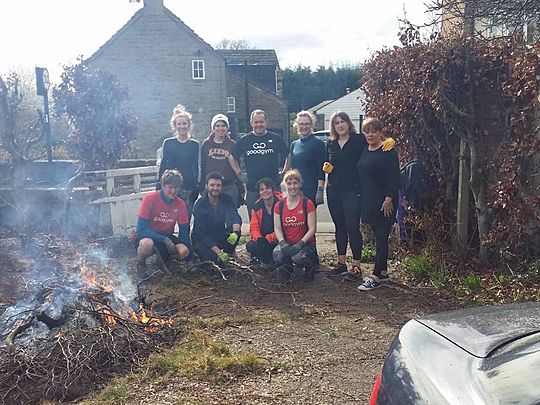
[217,250,229,263]
[227,232,240,245]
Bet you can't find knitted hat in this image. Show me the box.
[211,113,229,129]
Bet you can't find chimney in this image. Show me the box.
[345,88,350,94]
[143,0,164,13]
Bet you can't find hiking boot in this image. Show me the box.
[358,276,381,291]
[277,265,293,283]
[327,263,348,277]
[304,266,315,282]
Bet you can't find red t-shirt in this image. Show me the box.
[274,197,316,245]
[137,191,189,235]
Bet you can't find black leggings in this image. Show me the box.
[371,223,393,276]
[327,188,362,260]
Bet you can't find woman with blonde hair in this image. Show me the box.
[157,104,200,216]
[272,169,318,282]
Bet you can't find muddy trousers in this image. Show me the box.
[272,243,318,276]
[327,188,362,260]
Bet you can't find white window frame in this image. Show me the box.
[192,60,205,80]
[226,97,236,113]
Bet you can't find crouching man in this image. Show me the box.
[135,169,191,275]
[192,172,242,266]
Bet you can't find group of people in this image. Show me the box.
[134,105,400,291]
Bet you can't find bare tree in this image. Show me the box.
[214,38,255,50]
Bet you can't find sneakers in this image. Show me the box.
[358,276,381,291]
[327,263,348,277]
[344,265,362,282]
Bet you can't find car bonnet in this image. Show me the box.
[416,302,540,358]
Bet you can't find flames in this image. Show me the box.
[79,262,172,332]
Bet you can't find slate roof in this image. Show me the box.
[216,49,280,67]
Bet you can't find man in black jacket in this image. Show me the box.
[191,172,242,265]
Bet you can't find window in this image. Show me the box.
[226,97,236,113]
[192,60,205,80]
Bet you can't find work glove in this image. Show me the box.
[382,137,396,152]
[322,162,333,174]
[315,187,324,205]
[217,250,229,264]
[227,232,240,245]
[278,240,291,255]
[237,172,248,184]
[288,240,305,257]
[163,237,177,255]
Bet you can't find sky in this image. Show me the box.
[0,0,433,83]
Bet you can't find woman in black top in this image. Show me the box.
[157,105,200,216]
[356,117,400,291]
[323,112,394,279]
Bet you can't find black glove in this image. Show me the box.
[278,240,291,255]
[288,240,305,257]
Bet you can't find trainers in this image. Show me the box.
[344,272,362,282]
[327,263,348,277]
[358,276,381,291]
[344,265,362,282]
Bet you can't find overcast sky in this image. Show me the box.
[0,0,433,82]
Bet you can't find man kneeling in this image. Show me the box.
[135,169,191,275]
[273,169,318,282]
[192,172,242,266]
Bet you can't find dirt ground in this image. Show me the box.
[0,231,458,404]
[117,234,457,405]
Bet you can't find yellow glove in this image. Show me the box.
[217,250,229,263]
[227,232,239,245]
[382,137,396,152]
[322,161,333,174]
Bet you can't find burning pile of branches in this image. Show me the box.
[0,241,182,404]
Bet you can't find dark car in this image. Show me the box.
[370,302,540,404]
[313,130,329,143]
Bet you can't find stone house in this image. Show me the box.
[87,0,288,157]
